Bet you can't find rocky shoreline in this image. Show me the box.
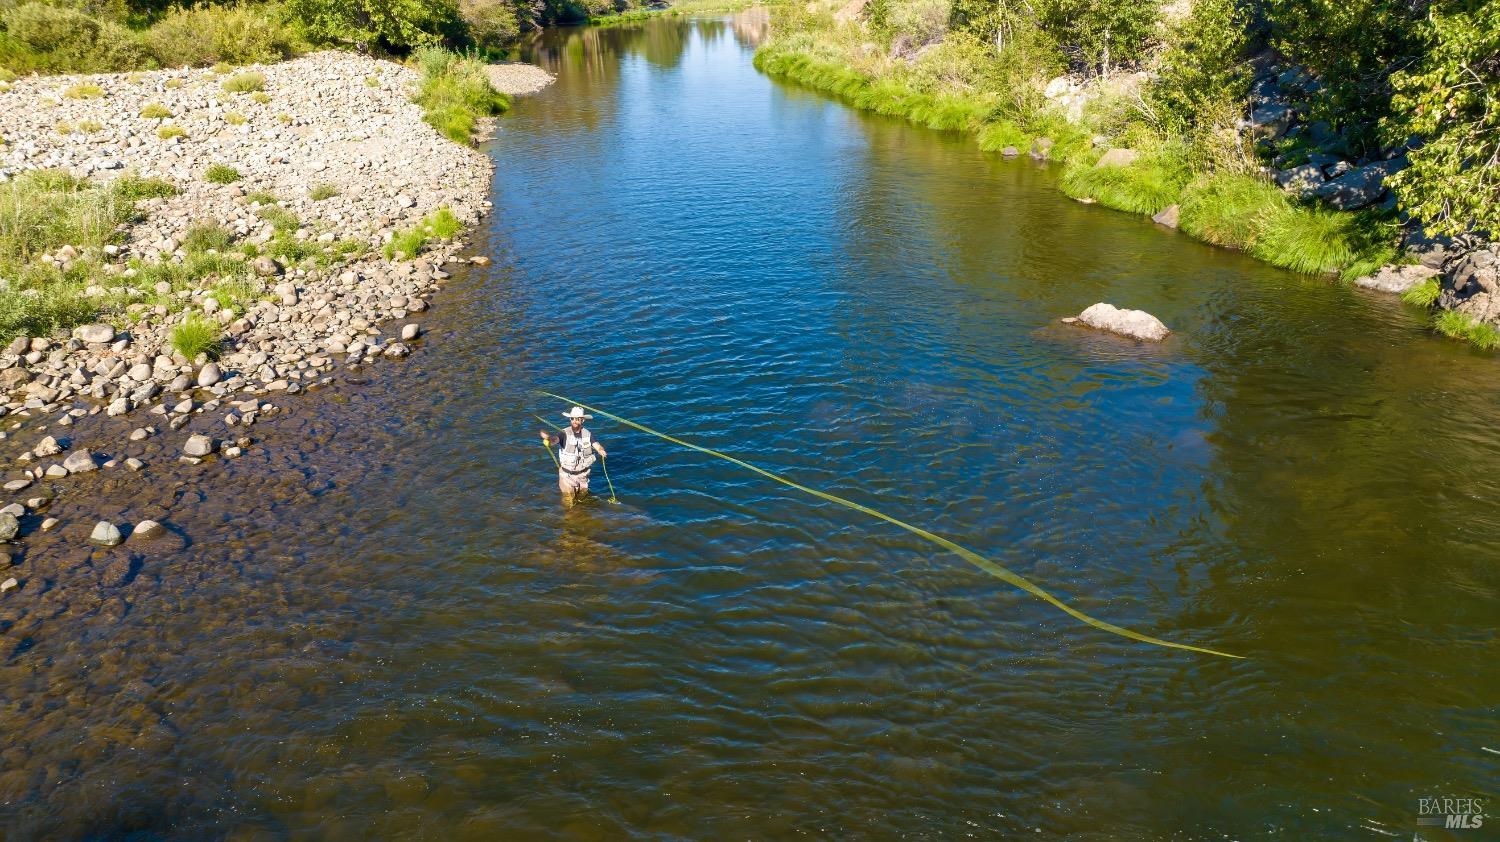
[0,51,550,607]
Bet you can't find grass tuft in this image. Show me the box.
[62,83,103,99]
[183,223,234,253]
[140,102,172,119]
[308,183,339,201]
[1434,310,1500,350]
[170,314,222,359]
[221,71,265,93]
[225,111,246,125]
[204,164,241,184]
[157,124,186,140]
[382,206,464,260]
[1059,146,1193,215]
[252,92,271,105]
[1402,278,1441,308]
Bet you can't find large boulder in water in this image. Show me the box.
[1069,302,1171,342]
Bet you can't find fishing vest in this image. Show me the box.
[558,427,596,473]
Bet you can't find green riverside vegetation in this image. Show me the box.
[755,0,1495,345]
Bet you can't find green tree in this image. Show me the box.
[281,0,462,50]
[1041,0,1157,77]
[1385,0,1500,238]
[1148,0,1252,133]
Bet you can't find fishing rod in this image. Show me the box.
[533,413,619,504]
[538,390,1242,660]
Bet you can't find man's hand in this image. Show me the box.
[594,445,608,458]
[539,430,550,442]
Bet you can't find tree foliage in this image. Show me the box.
[1147,0,1251,133]
[280,0,463,50]
[1386,0,1500,237]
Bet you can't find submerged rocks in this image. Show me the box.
[0,513,18,542]
[133,519,165,540]
[1067,302,1171,342]
[61,449,98,474]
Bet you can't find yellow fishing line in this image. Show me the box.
[539,391,1242,660]
[533,414,563,470]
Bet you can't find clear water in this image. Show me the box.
[1,14,1495,839]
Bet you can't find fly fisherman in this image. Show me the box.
[541,406,607,503]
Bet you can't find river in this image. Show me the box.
[0,13,1495,839]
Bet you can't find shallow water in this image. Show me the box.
[1,14,1496,839]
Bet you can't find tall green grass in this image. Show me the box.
[1434,310,1500,350]
[170,314,223,359]
[1059,145,1193,215]
[0,171,176,340]
[411,47,509,144]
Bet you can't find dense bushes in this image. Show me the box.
[0,3,150,73]
[143,4,300,67]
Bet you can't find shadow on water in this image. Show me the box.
[0,13,1495,839]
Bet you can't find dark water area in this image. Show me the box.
[1,14,1496,839]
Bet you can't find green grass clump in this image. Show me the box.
[1251,205,1364,275]
[225,111,246,125]
[0,68,15,83]
[242,190,279,205]
[0,172,174,341]
[183,223,234,253]
[308,183,339,201]
[204,164,241,184]
[1434,310,1500,350]
[55,121,76,135]
[78,119,103,133]
[157,124,186,139]
[1178,173,1286,247]
[221,71,264,93]
[365,75,380,88]
[164,78,184,89]
[211,61,232,74]
[140,102,172,119]
[382,206,464,260]
[170,314,222,359]
[1402,278,1442,308]
[208,277,260,312]
[267,232,315,264]
[252,92,271,105]
[256,204,300,233]
[411,47,509,144]
[1059,145,1193,215]
[62,83,103,99]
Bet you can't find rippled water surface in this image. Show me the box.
[2,15,1497,839]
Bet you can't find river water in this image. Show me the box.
[1,14,1496,839]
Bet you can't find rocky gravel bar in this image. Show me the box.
[0,51,549,596]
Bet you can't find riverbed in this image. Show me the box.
[0,14,1495,839]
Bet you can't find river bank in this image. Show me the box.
[0,51,552,616]
[752,4,1500,349]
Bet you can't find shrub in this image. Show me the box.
[170,314,222,359]
[221,71,265,93]
[204,164,242,184]
[139,102,172,118]
[412,48,509,144]
[145,4,301,69]
[1434,310,1500,350]
[1,3,149,74]
[1385,1,1500,239]
[459,0,520,48]
[1148,0,1252,135]
[211,61,233,74]
[308,183,340,200]
[281,0,463,50]
[156,124,186,139]
[63,83,103,99]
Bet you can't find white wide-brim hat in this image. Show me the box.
[563,406,593,420]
